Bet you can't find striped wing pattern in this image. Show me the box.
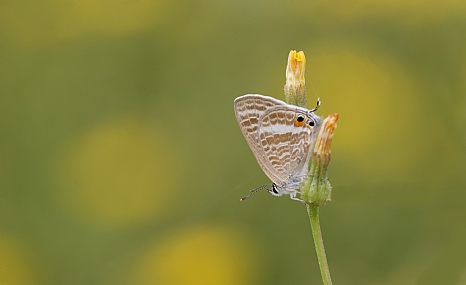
[258,107,312,182]
[234,94,313,187]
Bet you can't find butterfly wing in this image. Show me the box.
[259,105,322,185]
[234,94,288,183]
[234,94,319,186]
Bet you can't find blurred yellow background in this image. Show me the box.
[2,1,466,285]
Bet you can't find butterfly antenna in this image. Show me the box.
[240,184,270,202]
[309,98,321,112]
[307,72,321,109]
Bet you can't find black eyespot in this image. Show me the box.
[307,120,315,127]
[296,115,305,122]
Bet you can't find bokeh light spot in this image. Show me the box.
[71,1,169,36]
[1,1,172,46]
[0,234,41,285]
[132,225,262,285]
[308,46,427,181]
[56,117,178,227]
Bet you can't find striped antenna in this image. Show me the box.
[240,184,271,201]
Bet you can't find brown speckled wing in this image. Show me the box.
[258,106,312,182]
[234,94,314,184]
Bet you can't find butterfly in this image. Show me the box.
[234,94,321,202]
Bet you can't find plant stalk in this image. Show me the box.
[307,204,333,285]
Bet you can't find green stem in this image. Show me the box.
[307,204,333,285]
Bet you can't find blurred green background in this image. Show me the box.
[2,1,466,285]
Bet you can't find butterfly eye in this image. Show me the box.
[307,119,315,127]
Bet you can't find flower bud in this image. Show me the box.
[301,113,339,205]
[284,50,307,107]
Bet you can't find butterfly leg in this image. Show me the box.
[289,192,305,203]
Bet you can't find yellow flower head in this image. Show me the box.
[284,50,307,107]
[286,50,306,87]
